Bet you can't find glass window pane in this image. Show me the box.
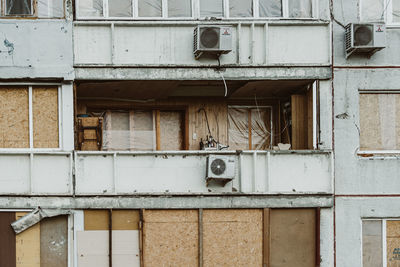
[229,0,252,17]
[78,0,103,17]
[109,0,133,17]
[362,220,383,267]
[38,0,64,18]
[200,0,223,17]
[138,0,162,17]
[168,0,191,17]
[393,0,400,23]
[288,0,312,18]
[6,0,32,15]
[259,0,282,17]
[361,0,384,21]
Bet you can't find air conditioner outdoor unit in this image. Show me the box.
[345,23,386,58]
[206,155,235,186]
[194,25,233,59]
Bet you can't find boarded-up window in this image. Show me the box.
[0,212,16,267]
[143,210,198,266]
[359,93,400,150]
[363,220,383,267]
[228,107,272,150]
[102,109,184,151]
[78,210,140,267]
[270,209,316,267]
[203,209,263,266]
[387,220,400,266]
[0,87,29,148]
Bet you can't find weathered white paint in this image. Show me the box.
[75,150,333,195]
[0,20,73,80]
[74,22,330,66]
[0,152,72,195]
[61,83,75,151]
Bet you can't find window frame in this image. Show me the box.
[386,0,400,27]
[75,0,319,20]
[0,0,65,19]
[0,83,63,152]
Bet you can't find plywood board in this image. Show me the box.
[40,216,68,267]
[359,94,382,150]
[270,209,316,267]
[202,209,263,267]
[0,87,29,148]
[0,212,16,267]
[84,210,109,230]
[112,230,140,267]
[387,220,400,266]
[143,210,198,266]
[16,212,40,267]
[77,231,109,267]
[112,210,140,230]
[32,87,59,148]
[291,95,308,149]
[362,220,382,267]
[160,111,184,150]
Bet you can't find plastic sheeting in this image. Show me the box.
[102,110,155,151]
[361,0,384,21]
[138,0,162,17]
[200,0,223,17]
[288,0,312,18]
[6,0,32,15]
[229,0,253,17]
[109,0,133,17]
[168,0,191,17]
[78,0,103,17]
[259,0,282,17]
[228,107,272,151]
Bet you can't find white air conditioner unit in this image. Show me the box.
[194,25,233,59]
[345,23,386,58]
[206,155,235,186]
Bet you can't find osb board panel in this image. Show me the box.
[202,209,263,267]
[112,230,140,267]
[81,117,100,127]
[387,221,400,266]
[32,87,59,148]
[84,210,109,230]
[77,231,109,267]
[0,212,16,267]
[112,210,140,230]
[270,209,316,267]
[0,87,29,148]
[160,111,184,150]
[362,220,382,267]
[359,94,382,150]
[15,212,40,267]
[40,216,68,267]
[143,210,198,267]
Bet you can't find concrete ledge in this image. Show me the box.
[0,195,333,209]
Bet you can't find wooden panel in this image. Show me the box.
[155,110,161,150]
[203,209,263,266]
[307,88,313,149]
[362,220,383,267]
[15,212,40,267]
[0,87,29,148]
[0,212,16,267]
[77,231,109,267]
[270,209,316,267]
[143,210,198,266]
[84,210,109,230]
[33,87,59,148]
[160,111,184,150]
[40,216,68,267]
[112,210,140,230]
[291,95,308,150]
[263,208,270,267]
[387,221,400,266]
[359,94,382,150]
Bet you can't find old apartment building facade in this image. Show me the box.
[0,0,396,266]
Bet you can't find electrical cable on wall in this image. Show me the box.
[217,55,228,97]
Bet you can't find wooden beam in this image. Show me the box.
[139,209,144,267]
[155,110,161,150]
[263,208,270,267]
[248,109,252,150]
[109,209,112,267]
[316,208,321,267]
[198,209,203,267]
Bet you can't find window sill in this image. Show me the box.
[357,150,400,158]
